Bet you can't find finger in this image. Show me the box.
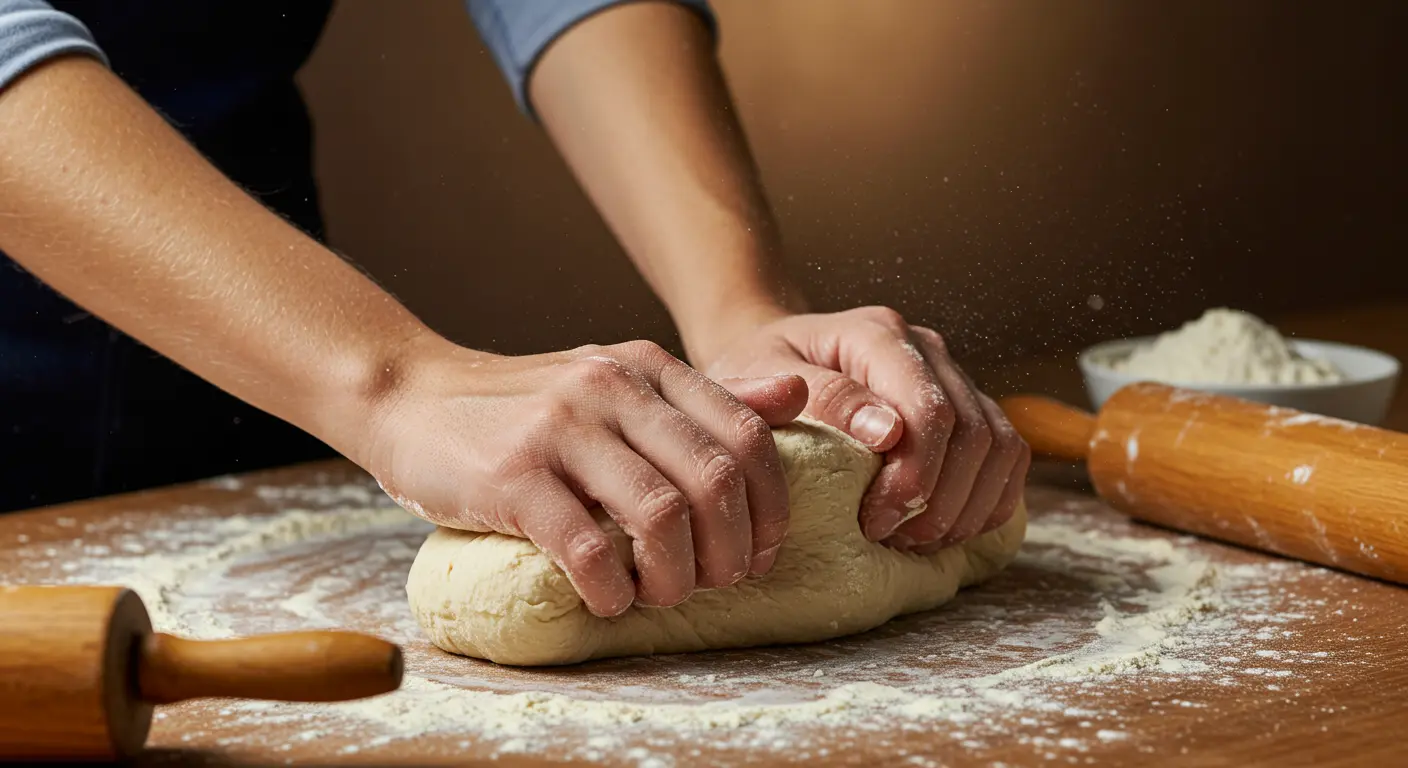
[717,375,808,426]
[888,326,990,548]
[791,364,903,452]
[971,381,1032,536]
[559,431,696,608]
[625,403,752,588]
[586,351,752,587]
[982,437,1031,534]
[814,310,952,542]
[915,393,1022,552]
[616,342,789,579]
[513,469,636,618]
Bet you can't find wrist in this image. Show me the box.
[679,290,800,372]
[302,325,460,469]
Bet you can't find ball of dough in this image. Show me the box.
[406,418,1027,666]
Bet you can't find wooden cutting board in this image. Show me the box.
[1,458,1404,767]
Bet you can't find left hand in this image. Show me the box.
[699,306,1030,553]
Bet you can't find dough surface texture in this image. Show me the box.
[406,418,1027,666]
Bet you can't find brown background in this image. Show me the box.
[296,0,1407,392]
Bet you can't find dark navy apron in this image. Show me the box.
[0,1,338,511]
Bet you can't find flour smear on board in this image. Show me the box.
[8,480,1349,766]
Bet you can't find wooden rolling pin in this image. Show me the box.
[0,585,403,761]
[1000,382,1408,585]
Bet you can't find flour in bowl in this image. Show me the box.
[1111,308,1343,385]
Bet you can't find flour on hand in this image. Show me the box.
[406,418,1027,666]
[1110,308,1343,386]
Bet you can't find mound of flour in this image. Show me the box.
[1112,308,1343,385]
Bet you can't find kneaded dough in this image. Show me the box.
[406,418,1027,666]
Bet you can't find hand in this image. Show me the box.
[358,335,807,617]
[697,306,1030,553]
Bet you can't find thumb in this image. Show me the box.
[798,366,903,452]
[717,375,808,426]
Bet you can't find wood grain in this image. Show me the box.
[999,384,1408,586]
[0,585,152,760]
[1000,395,1097,460]
[1089,383,1408,585]
[0,584,402,760]
[139,631,403,705]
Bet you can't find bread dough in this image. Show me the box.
[406,418,1027,666]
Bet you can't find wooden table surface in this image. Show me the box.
[1,303,1405,767]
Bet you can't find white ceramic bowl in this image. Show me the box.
[1078,337,1401,426]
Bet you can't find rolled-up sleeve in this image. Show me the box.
[466,0,715,117]
[0,0,106,93]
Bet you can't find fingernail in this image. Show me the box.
[902,497,928,523]
[863,508,905,541]
[850,405,899,448]
[750,543,782,575]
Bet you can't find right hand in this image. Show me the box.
[358,336,807,617]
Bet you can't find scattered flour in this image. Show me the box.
[0,484,1347,765]
[1110,308,1343,385]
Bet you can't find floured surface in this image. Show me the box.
[1,462,1405,767]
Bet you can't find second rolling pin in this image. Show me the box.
[1000,382,1408,584]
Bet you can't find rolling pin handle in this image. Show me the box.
[998,395,1097,461]
[137,631,403,705]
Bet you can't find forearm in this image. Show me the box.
[529,2,804,368]
[0,57,434,461]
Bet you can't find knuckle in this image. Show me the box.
[531,397,578,430]
[919,328,949,356]
[914,384,956,433]
[962,420,994,454]
[731,410,775,453]
[810,374,865,417]
[858,305,908,332]
[492,454,548,497]
[616,339,670,363]
[988,418,1023,455]
[699,452,745,499]
[570,355,633,388]
[933,402,958,433]
[516,403,576,454]
[488,431,534,472]
[564,531,617,571]
[635,485,690,535]
[484,498,524,537]
[930,392,957,423]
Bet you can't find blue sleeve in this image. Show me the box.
[466,0,716,117]
[0,0,107,93]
